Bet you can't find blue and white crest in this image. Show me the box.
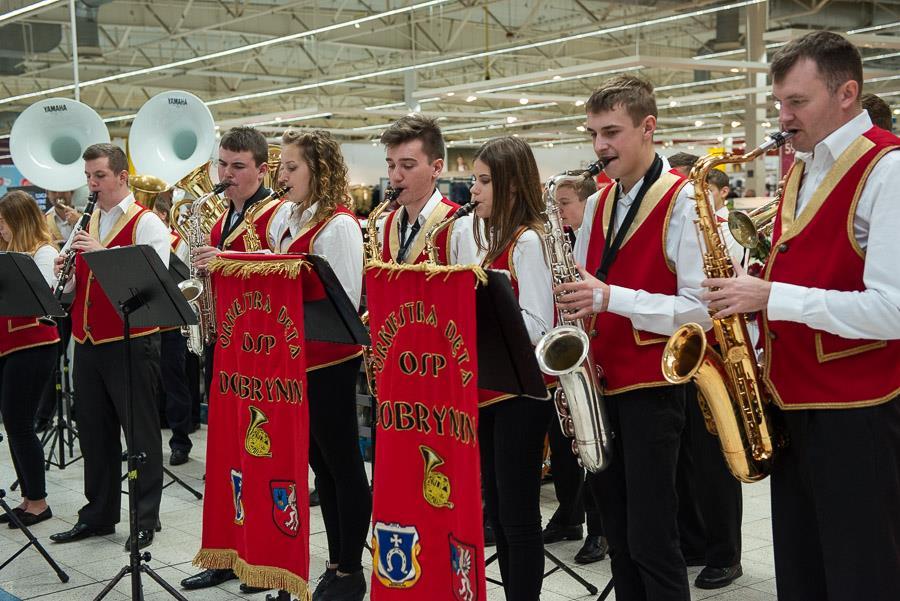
[372,521,422,588]
[230,469,244,525]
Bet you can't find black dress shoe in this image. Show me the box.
[309,488,320,507]
[50,522,115,543]
[542,521,583,544]
[694,564,743,589]
[169,449,189,466]
[239,583,270,594]
[0,508,23,524]
[311,568,337,601]
[574,535,608,564]
[124,528,154,551]
[181,568,237,590]
[320,570,366,601]
[10,507,52,529]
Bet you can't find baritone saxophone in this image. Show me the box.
[661,131,792,483]
[534,161,613,473]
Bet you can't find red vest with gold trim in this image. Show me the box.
[209,198,283,252]
[169,231,183,253]
[762,126,900,409]
[585,172,686,394]
[477,228,554,407]
[380,197,459,265]
[285,205,364,371]
[0,246,60,356]
[71,204,158,344]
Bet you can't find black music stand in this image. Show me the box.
[476,269,602,597]
[83,245,194,601]
[0,252,69,583]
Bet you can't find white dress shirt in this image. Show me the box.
[50,213,75,242]
[173,236,190,265]
[767,110,900,339]
[378,188,471,264]
[575,155,712,336]
[62,194,170,292]
[34,244,59,287]
[271,201,364,310]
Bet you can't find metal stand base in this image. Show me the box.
[0,489,69,583]
[484,548,599,595]
[94,555,188,601]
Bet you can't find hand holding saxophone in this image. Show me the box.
[702,261,772,318]
[553,265,609,319]
[191,244,220,272]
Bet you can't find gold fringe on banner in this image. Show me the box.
[365,259,488,286]
[193,549,311,601]
[208,257,311,280]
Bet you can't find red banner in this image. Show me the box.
[366,264,487,601]
[194,253,310,600]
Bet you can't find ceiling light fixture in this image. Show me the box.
[0,0,62,24]
[0,0,452,106]
[82,0,764,112]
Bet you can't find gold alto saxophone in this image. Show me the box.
[242,186,292,252]
[661,131,793,483]
[360,186,403,398]
[179,181,231,353]
[424,200,477,265]
[534,161,613,473]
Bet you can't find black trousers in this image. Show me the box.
[546,411,603,535]
[587,385,690,601]
[0,345,56,500]
[675,410,706,563]
[308,357,371,574]
[771,397,900,601]
[480,397,552,601]
[36,314,73,424]
[74,335,163,530]
[683,384,742,567]
[159,329,192,452]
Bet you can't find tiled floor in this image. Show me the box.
[0,426,778,600]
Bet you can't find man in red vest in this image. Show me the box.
[555,75,712,601]
[49,143,170,551]
[704,31,900,601]
[377,114,465,265]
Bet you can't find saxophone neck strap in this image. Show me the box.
[595,154,664,283]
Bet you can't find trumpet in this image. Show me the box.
[728,196,779,250]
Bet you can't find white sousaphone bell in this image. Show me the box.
[9,98,111,192]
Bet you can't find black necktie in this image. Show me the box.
[397,217,421,263]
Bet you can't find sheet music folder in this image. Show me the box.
[82,245,196,329]
[476,269,549,400]
[0,252,66,318]
[304,254,370,346]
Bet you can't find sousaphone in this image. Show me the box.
[10,98,110,192]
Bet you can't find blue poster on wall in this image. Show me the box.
[0,165,26,196]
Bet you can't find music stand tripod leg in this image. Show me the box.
[0,489,69,583]
[94,304,187,601]
[543,548,599,595]
[160,466,203,500]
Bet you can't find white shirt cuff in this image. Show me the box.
[591,288,604,313]
[606,285,637,317]
[766,281,807,322]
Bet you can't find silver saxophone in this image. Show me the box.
[179,181,231,355]
[534,161,613,473]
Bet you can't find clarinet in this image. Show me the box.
[53,191,97,300]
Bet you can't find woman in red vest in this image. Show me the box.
[273,129,369,601]
[468,136,554,601]
[0,191,60,527]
